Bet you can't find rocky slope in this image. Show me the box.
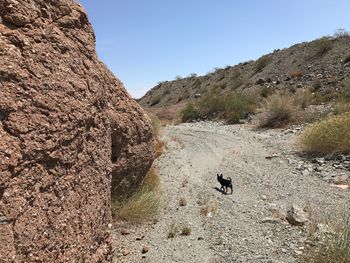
[0,0,154,262]
[139,35,350,108]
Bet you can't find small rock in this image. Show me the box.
[122,249,130,256]
[286,204,308,226]
[120,228,130,235]
[197,236,204,240]
[142,246,149,254]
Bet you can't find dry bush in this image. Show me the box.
[179,197,187,207]
[167,223,178,238]
[112,168,162,223]
[294,89,314,109]
[255,55,272,73]
[200,200,218,217]
[181,225,192,236]
[302,218,350,263]
[155,139,166,158]
[289,70,304,78]
[258,92,298,128]
[298,113,350,154]
[334,102,350,115]
[149,114,161,138]
[312,37,333,57]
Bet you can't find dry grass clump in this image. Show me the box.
[181,225,192,236]
[167,222,178,238]
[200,200,219,217]
[179,197,187,207]
[112,168,162,223]
[258,92,298,128]
[298,113,350,154]
[302,218,350,263]
[148,113,167,158]
[258,89,314,128]
[311,37,333,57]
[255,55,272,73]
[289,70,304,78]
[334,102,350,115]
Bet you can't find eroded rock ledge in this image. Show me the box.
[0,0,154,261]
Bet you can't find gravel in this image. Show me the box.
[113,122,350,263]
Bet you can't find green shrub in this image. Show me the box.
[150,95,162,106]
[180,103,201,122]
[255,55,272,73]
[197,89,225,118]
[260,86,273,98]
[223,92,255,123]
[299,113,350,154]
[312,37,333,56]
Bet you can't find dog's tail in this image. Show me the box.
[228,177,232,183]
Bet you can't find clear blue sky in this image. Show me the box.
[79,0,350,98]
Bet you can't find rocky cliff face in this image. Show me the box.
[0,0,154,262]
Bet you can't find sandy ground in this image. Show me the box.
[112,122,350,263]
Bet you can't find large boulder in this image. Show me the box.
[0,0,154,262]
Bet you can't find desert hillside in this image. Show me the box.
[139,34,350,108]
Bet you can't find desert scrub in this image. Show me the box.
[255,55,272,73]
[260,85,273,98]
[339,79,350,101]
[288,70,304,78]
[311,37,333,57]
[334,102,350,115]
[223,92,256,124]
[258,89,314,128]
[180,103,202,122]
[302,218,350,263]
[150,94,162,106]
[112,168,162,223]
[298,113,350,154]
[258,92,298,128]
[343,53,350,64]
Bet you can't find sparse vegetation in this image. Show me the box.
[112,168,162,223]
[339,79,350,101]
[200,200,218,217]
[312,37,333,57]
[181,226,192,236]
[289,70,304,78]
[255,55,272,73]
[179,197,187,207]
[302,218,350,263]
[258,92,298,128]
[167,223,178,238]
[181,88,255,124]
[150,95,162,106]
[299,113,350,154]
[258,89,314,128]
[260,85,273,98]
[180,103,201,122]
[334,102,350,115]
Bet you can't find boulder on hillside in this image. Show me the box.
[0,0,154,262]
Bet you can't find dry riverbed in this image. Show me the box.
[112,122,350,263]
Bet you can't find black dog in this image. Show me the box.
[217,174,233,194]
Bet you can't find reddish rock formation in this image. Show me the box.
[0,0,154,262]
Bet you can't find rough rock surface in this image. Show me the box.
[0,0,154,262]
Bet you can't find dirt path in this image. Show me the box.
[113,122,350,263]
